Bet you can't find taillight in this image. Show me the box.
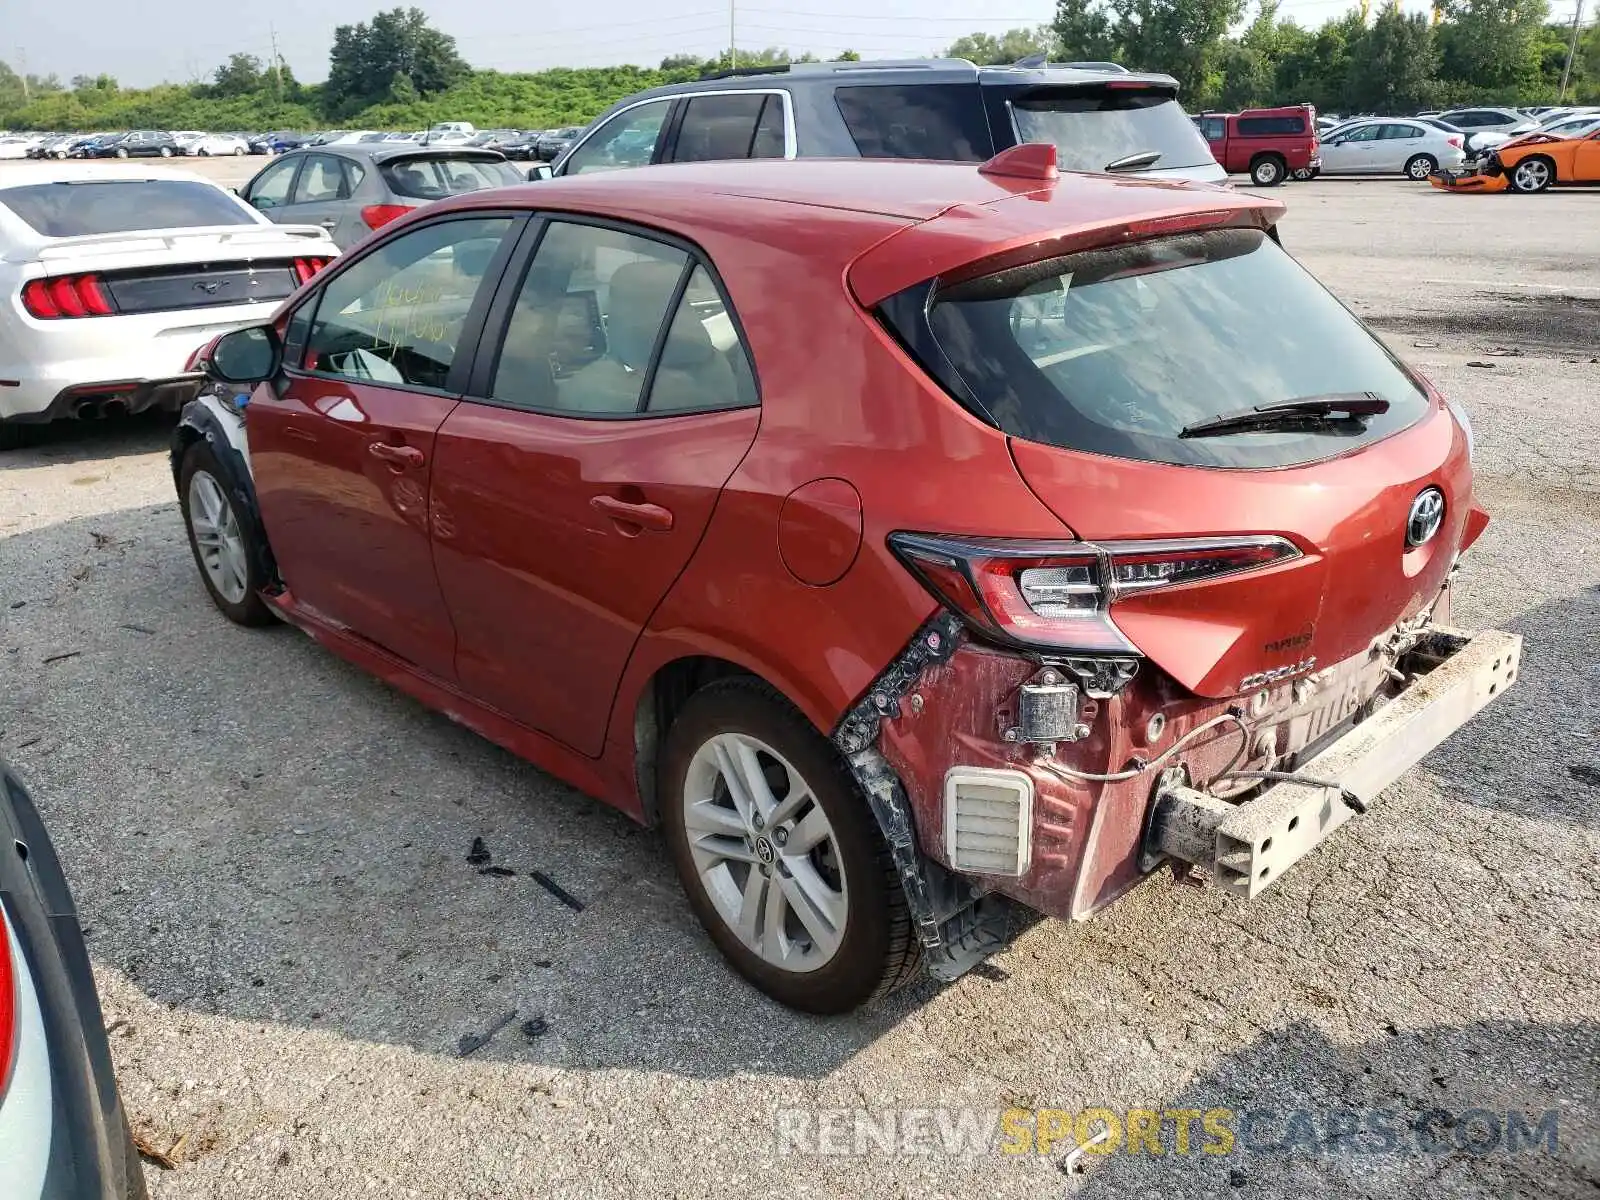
[21,273,114,320]
[1447,135,1463,148]
[889,532,1301,654]
[292,256,333,284]
[361,204,411,231]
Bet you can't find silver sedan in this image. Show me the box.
[1317,119,1467,179]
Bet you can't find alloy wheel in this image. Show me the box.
[681,732,848,973]
[187,470,249,604]
[1513,159,1550,192]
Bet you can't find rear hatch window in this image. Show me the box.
[1008,85,1217,173]
[900,226,1429,469]
[0,180,254,237]
[379,155,525,199]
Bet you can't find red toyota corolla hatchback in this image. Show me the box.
[172,148,1519,1013]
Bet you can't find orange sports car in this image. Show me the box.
[1491,123,1600,192]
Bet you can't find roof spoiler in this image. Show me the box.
[977,143,1059,182]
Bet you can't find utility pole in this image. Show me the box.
[269,23,283,99]
[728,0,736,72]
[1558,0,1584,102]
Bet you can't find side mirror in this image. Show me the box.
[207,326,282,384]
[527,164,554,182]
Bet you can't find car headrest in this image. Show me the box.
[606,260,684,370]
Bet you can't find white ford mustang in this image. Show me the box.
[0,164,337,448]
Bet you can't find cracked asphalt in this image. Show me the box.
[1,173,1597,1199]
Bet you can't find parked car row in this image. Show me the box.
[1191,101,1599,185]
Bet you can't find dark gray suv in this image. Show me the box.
[550,58,1226,185]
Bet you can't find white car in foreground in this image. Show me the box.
[0,165,337,448]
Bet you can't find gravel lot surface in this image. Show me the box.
[1,165,1597,1198]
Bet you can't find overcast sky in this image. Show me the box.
[9,0,1485,88]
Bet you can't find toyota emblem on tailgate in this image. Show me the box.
[1407,487,1445,547]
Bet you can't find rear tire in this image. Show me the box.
[1405,153,1437,180]
[178,440,274,626]
[1250,154,1286,187]
[660,678,920,1013]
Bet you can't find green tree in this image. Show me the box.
[212,53,266,98]
[1438,0,1550,92]
[325,6,469,116]
[1111,0,1249,102]
[1349,4,1439,111]
[1053,0,1120,62]
[945,26,1057,63]
[836,49,863,61]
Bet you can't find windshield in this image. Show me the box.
[1010,87,1217,172]
[914,227,1429,469]
[0,180,255,237]
[379,156,524,198]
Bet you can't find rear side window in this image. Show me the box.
[489,222,756,416]
[673,93,787,162]
[1236,115,1306,136]
[834,84,992,160]
[900,227,1429,470]
[1010,87,1216,172]
[0,180,254,237]
[380,156,523,199]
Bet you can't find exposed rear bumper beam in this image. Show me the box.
[1145,626,1522,898]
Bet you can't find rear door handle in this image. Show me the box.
[368,441,425,468]
[591,494,674,532]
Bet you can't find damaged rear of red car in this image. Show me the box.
[173,151,1518,1014]
[805,147,1518,985]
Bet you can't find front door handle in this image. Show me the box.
[591,494,674,532]
[369,441,424,468]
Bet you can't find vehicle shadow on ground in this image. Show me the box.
[1,502,928,1082]
[1424,584,1600,830]
[0,412,175,469]
[1068,1016,1599,1197]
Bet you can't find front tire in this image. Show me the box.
[1250,154,1285,187]
[159,146,172,157]
[1509,156,1554,193]
[1405,154,1438,181]
[661,678,919,1013]
[178,440,274,626]
[114,148,129,158]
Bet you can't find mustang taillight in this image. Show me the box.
[889,532,1302,654]
[292,256,333,285]
[21,273,114,319]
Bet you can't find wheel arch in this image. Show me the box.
[171,397,279,591]
[626,651,820,827]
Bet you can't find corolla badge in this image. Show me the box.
[1240,657,1317,692]
[1407,487,1446,548]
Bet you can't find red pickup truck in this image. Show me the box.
[1194,104,1321,186]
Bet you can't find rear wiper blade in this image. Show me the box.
[1179,392,1391,438]
[1104,150,1163,172]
